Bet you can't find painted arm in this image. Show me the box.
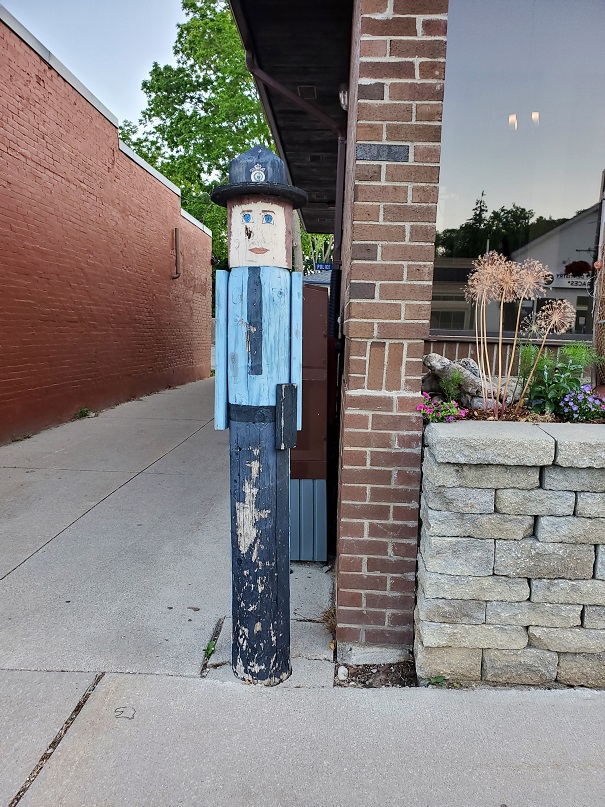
[290,272,303,431]
[214,270,229,430]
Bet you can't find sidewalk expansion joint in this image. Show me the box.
[8,672,105,807]
[0,418,213,582]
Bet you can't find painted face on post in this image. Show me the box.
[228,196,293,268]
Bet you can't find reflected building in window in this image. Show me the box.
[432,0,605,335]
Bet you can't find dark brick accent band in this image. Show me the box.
[356,143,410,163]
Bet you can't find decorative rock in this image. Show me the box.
[414,639,482,682]
[424,422,555,466]
[576,492,605,518]
[583,606,605,629]
[418,558,529,602]
[529,626,605,653]
[495,488,574,516]
[531,579,605,606]
[542,466,605,493]
[494,538,594,580]
[423,449,539,490]
[419,620,528,650]
[337,665,348,681]
[417,596,486,625]
[421,502,533,540]
[422,478,495,514]
[483,648,558,684]
[420,533,494,577]
[535,516,605,544]
[538,423,605,468]
[557,652,605,687]
[422,353,495,407]
[486,601,582,628]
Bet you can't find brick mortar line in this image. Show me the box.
[358,56,447,61]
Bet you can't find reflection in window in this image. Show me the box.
[433,0,605,334]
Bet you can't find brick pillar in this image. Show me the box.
[336,0,448,663]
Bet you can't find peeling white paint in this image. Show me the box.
[235,448,270,554]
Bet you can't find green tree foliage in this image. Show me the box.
[436,194,568,260]
[301,232,334,274]
[120,0,272,266]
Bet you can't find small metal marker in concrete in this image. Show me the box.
[212,146,307,685]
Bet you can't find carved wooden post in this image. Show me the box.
[212,146,306,685]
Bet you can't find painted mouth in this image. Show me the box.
[249,247,269,254]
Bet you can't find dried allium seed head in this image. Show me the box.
[517,258,550,300]
[467,251,514,303]
[520,313,546,339]
[536,299,576,335]
[499,262,521,303]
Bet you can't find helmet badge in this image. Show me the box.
[250,164,266,183]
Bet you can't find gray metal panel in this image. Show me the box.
[289,480,300,560]
[299,479,315,561]
[290,478,326,562]
[313,480,328,562]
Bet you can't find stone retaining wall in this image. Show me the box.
[415,422,605,687]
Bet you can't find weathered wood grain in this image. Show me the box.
[214,270,229,430]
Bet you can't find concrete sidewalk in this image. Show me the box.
[2,380,605,806]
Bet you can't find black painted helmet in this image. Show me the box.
[211,145,308,208]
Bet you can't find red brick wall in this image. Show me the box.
[0,21,212,443]
[336,0,448,661]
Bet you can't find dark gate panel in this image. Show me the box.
[290,284,329,561]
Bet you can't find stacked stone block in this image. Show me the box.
[415,422,605,687]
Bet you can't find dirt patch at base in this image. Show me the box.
[468,407,605,424]
[334,659,417,688]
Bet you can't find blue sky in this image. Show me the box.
[3,0,185,124]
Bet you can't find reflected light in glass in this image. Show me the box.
[532,111,540,126]
[508,113,518,130]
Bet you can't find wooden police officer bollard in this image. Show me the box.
[212,146,307,685]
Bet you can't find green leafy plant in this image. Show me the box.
[427,675,447,687]
[519,342,602,416]
[514,301,577,412]
[74,407,91,419]
[417,393,467,423]
[203,640,216,659]
[526,359,582,415]
[558,342,604,369]
[439,368,464,402]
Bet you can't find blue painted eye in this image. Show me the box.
[242,213,252,223]
[263,213,274,224]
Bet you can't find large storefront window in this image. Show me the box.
[434,0,605,334]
